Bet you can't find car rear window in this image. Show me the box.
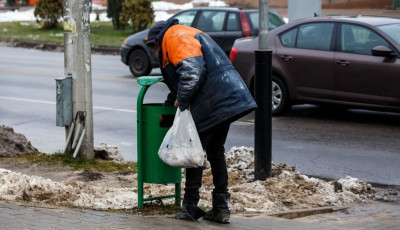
[280,28,298,48]
[227,12,240,31]
[280,23,334,51]
[297,23,334,51]
[197,11,226,32]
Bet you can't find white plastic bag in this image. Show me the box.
[158,109,205,168]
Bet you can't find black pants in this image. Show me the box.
[183,122,230,206]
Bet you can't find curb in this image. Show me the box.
[3,41,120,55]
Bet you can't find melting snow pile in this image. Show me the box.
[0,147,376,212]
[215,147,375,212]
[0,168,137,210]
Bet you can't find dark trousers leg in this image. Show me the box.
[183,122,230,205]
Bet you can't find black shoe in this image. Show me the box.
[203,192,230,224]
[203,209,230,223]
[175,204,205,221]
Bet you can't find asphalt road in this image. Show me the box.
[1,45,400,187]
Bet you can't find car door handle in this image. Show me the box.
[336,60,350,66]
[280,55,293,61]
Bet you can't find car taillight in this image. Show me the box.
[230,47,238,63]
[123,39,127,46]
[239,11,251,37]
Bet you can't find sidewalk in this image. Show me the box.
[1,200,399,229]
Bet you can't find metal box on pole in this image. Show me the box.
[56,77,73,127]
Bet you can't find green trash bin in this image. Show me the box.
[137,76,181,210]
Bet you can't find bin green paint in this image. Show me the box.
[137,76,181,210]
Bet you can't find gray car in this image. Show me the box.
[230,16,400,115]
[120,7,285,76]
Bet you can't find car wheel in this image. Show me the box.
[128,49,152,77]
[272,76,290,116]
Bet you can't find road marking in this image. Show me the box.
[0,96,136,113]
[0,67,137,83]
[93,106,136,113]
[0,96,254,121]
[0,96,55,105]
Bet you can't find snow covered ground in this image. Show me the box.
[0,147,379,212]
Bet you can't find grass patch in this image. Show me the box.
[0,21,136,49]
[13,152,137,173]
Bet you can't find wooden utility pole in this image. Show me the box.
[63,0,94,159]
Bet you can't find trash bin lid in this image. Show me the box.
[137,76,163,86]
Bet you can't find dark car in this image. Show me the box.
[230,16,400,115]
[120,7,285,76]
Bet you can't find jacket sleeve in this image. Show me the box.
[176,56,206,111]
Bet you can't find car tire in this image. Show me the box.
[250,75,290,116]
[272,76,290,116]
[128,49,152,77]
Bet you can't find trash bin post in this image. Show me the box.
[136,76,181,210]
[136,83,148,210]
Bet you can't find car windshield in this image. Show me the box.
[377,23,400,46]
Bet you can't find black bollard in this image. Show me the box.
[254,49,272,180]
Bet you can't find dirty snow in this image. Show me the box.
[0,125,38,157]
[0,168,137,210]
[94,143,125,162]
[0,147,376,212]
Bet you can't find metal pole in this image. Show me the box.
[259,0,269,50]
[137,85,148,210]
[254,0,272,180]
[63,0,94,159]
[254,51,272,180]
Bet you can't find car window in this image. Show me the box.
[172,10,196,26]
[247,11,286,33]
[297,23,334,51]
[269,12,285,30]
[280,27,298,48]
[197,11,226,32]
[377,23,400,46]
[340,24,389,55]
[227,12,240,31]
[248,12,259,33]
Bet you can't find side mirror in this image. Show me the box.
[372,46,397,58]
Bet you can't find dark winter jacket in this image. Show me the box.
[156,19,257,132]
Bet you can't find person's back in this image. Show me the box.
[159,22,256,133]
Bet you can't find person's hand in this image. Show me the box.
[174,99,179,107]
